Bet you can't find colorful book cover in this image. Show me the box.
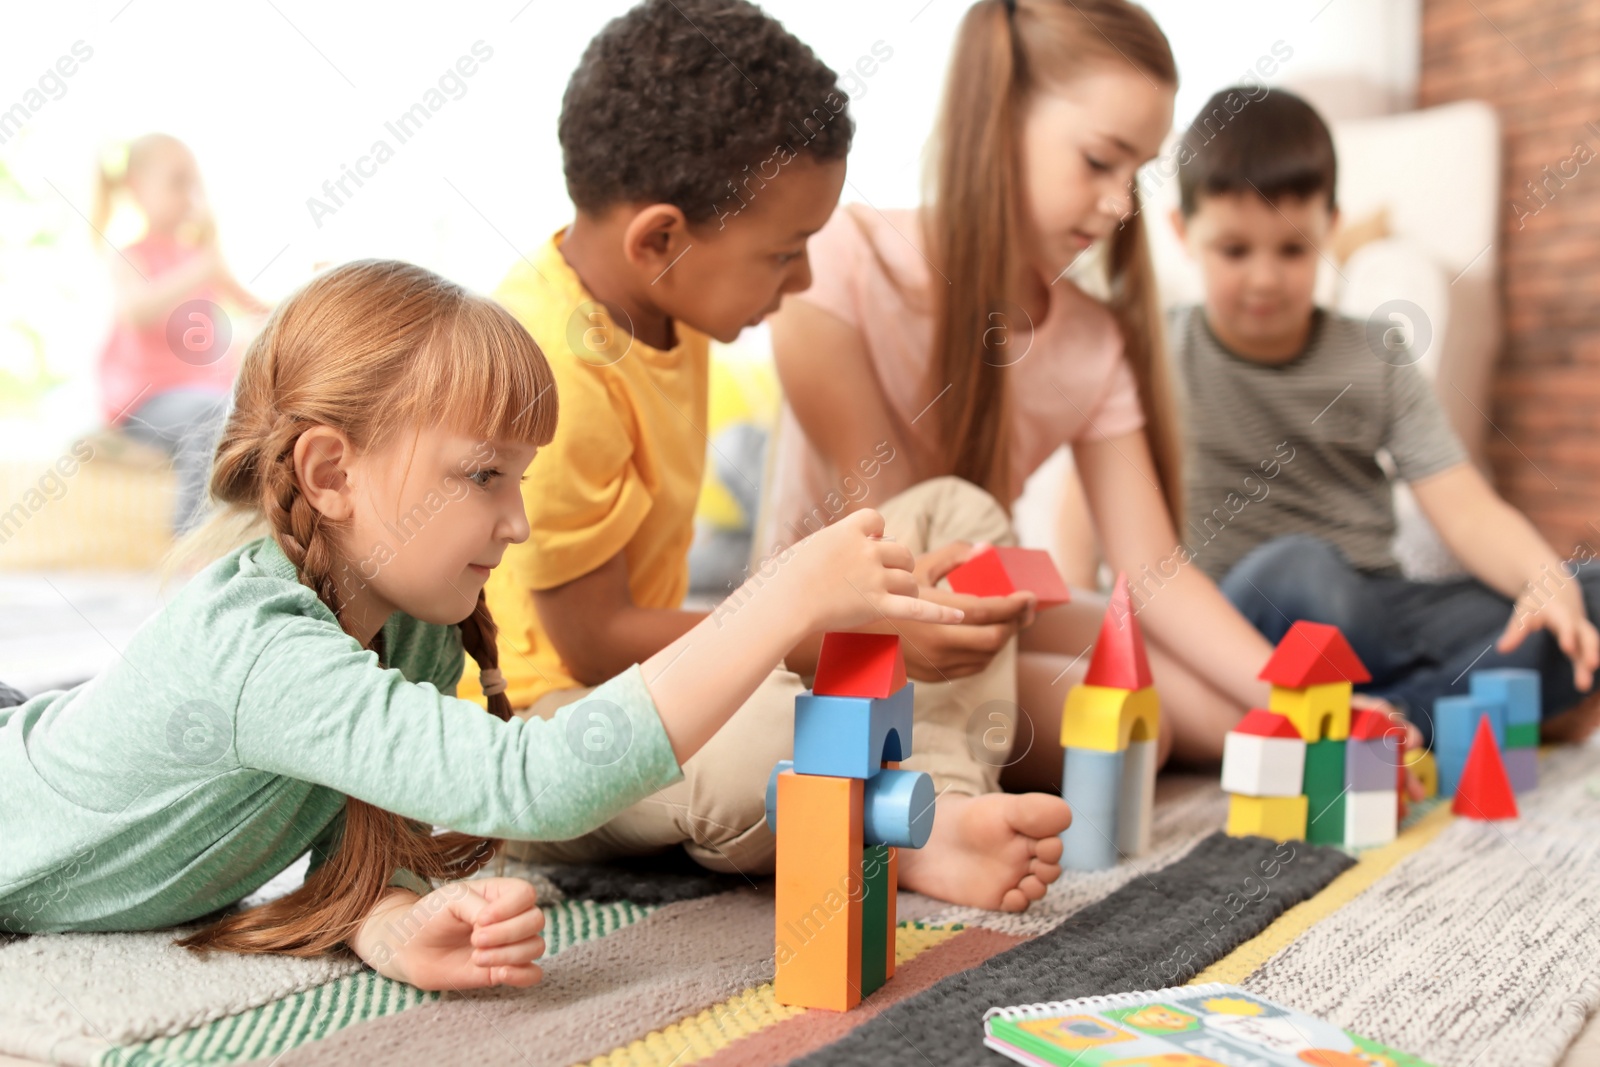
[983,983,1435,1067]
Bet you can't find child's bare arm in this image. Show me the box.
[1075,429,1276,712]
[533,551,706,686]
[1413,462,1599,688]
[639,508,961,765]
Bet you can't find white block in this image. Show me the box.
[1344,789,1398,848]
[1115,738,1156,856]
[1221,733,1306,797]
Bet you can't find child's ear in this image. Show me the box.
[294,425,357,522]
[622,204,691,274]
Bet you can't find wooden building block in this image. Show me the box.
[1060,684,1160,753]
[813,632,907,699]
[1451,717,1519,821]
[1116,737,1157,856]
[1061,745,1124,870]
[1303,739,1346,846]
[774,770,865,1011]
[1220,709,1306,797]
[1083,573,1153,690]
[1344,789,1398,848]
[1470,668,1540,727]
[1226,793,1308,841]
[1269,682,1352,742]
[946,545,1071,608]
[794,684,913,779]
[859,844,891,999]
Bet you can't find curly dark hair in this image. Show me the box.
[559,0,854,225]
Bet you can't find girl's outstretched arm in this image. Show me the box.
[1073,429,1274,711]
[233,509,957,844]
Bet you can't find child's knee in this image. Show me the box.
[883,476,1015,550]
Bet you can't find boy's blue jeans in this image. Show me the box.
[1220,534,1600,747]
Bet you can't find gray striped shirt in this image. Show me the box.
[1172,305,1466,580]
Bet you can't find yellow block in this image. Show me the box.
[1060,685,1160,752]
[1268,682,1351,742]
[1226,793,1308,841]
[1406,748,1438,799]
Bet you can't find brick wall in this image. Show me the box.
[1420,0,1600,555]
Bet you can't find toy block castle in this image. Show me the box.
[1058,574,1159,870]
[766,632,935,1011]
[1434,668,1539,797]
[1224,622,1403,848]
[947,545,1072,609]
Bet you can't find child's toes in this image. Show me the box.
[1030,858,1061,886]
[999,887,1030,912]
[1018,874,1047,901]
[1033,834,1064,865]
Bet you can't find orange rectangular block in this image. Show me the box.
[774,770,865,1011]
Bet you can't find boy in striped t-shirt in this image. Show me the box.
[1169,86,1600,746]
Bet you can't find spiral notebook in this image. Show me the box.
[983,983,1434,1066]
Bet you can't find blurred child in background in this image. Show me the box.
[92,133,269,534]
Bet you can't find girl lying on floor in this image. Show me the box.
[0,260,957,991]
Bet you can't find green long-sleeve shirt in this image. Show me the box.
[0,535,682,934]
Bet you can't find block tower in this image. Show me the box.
[1225,622,1406,849]
[1259,621,1372,846]
[1434,668,1539,797]
[1058,574,1160,871]
[766,632,935,1012]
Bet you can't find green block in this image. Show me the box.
[1507,722,1539,749]
[859,844,891,998]
[1303,740,1346,846]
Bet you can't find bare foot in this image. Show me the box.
[896,792,1070,912]
[1542,689,1600,744]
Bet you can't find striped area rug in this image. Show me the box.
[97,900,652,1067]
[13,755,1600,1067]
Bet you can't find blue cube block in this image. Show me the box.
[1470,669,1540,727]
[1434,695,1505,756]
[793,683,913,779]
[1436,745,1469,798]
[1061,746,1124,871]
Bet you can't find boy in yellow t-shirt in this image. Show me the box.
[465,0,1068,913]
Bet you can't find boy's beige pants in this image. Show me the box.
[500,477,1018,876]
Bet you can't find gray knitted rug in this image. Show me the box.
[1246,744,1600,1067]
[792,832,1356,1066]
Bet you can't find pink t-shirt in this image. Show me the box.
[98,233,239,426]
[766,204,1145,550]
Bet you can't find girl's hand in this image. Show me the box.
[782,509,964,634]
[1500,584,1599,692]
[359,877,545,991]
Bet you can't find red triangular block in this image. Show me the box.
[946,546,1071,609]
[1083,573,1153,690]
[1258,621,1373,687]
[1452,716,1519,821]
[812,632,906,699]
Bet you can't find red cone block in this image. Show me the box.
[1083,573,1153,690]
[1451,716,1519,821]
